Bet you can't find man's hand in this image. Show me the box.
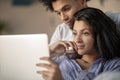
[49,41,77,58]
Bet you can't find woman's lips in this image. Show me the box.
[77,45,84,49]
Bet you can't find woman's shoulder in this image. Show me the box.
[103,57,120,70]
[107,57,120,62]
[103,57,120,64]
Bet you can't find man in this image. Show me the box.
[39,0,120,45]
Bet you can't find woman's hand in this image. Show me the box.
[49,41,77,58]
[36,57,63,80]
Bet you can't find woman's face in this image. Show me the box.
[73,20,96,55]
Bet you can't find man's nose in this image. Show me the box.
[60,12,68,21]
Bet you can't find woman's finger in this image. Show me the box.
[38,57,58,68]
[36,63,52,69]
[37,70,50,80]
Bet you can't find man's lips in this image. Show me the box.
[65,21,70,25]
[65,20,72,25]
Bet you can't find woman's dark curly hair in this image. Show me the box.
[39,0,90,11]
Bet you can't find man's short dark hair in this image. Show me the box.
[39,0,90,11]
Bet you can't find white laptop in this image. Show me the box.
[0,34,50,80]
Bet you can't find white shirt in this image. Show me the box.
[49,23,73,45]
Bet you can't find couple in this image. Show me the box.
[36,0,120,80]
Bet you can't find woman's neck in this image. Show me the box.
[81,54,99,63]
[76,52,100,70]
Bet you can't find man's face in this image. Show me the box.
[52,0,87,28]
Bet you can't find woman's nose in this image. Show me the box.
[75,35,83,43]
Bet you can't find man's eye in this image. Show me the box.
[56,12,60,15]
[73,32,77,35]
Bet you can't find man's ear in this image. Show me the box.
[77,0,87,8]
[81,0,87,7]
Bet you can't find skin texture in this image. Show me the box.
[52,0,87,27]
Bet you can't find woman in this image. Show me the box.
[36,7,120,80]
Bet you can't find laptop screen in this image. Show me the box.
[0,34,49,80]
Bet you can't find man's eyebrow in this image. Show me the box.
[61,5,70,10]
[54,5,70,13]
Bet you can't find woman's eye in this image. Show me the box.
[83,32,89,36]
